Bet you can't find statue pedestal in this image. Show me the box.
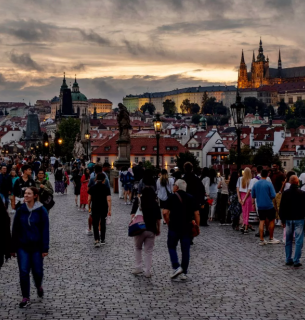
[114,139,131,170]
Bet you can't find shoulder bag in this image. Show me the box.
[175,192,200,237]
[39,181,55,211]
[128,197,146,237]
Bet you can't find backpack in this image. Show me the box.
[55,169,63,181]
[120,172,134,185]
[39,181,55,211]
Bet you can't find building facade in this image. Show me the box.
[88,99,113,114]
[238,39,305,89]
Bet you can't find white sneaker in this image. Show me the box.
[276,220,282,226]
[127,201,131,205]
[86,229,93,236]
[180,273,187,280]
[94,241,101,248]
[170,266,183,279]
[259,240,268,246]
[124,202,128,205]
[268,238,280,244]
[132,268,143,275]
[144,272,151,278]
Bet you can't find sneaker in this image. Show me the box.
[86,229,93,236]
[124,202,128,205]
[19,298,30,308]
[171,266,183,279]
[259,240,268,246]
[268,238,280,244]
[243,230,249,235]
[132,268,143,275]
[37,287,44,298]
[255,232,260,237]
[127,201,131,205]
[294,263,302,268]
[240,226,244,232]
[219,223,225,226]
[180,273,187,280]
[144,272,151,278]
[100,239,105,245]
[264,230,270,237]
[94,241,101,248]
[285,261,294,266]
[276,220,282,226]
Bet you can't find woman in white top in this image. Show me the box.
[236,167,252,234]
[156,169,174,224]
[217,168,230,225]
[208,168,219,221]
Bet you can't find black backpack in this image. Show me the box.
[55,169,63,181]
[39,182,55,211]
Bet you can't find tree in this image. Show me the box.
[203,97,218,114]
[293,158,305,176]
[191,103,200,114]
[267,105,275,116]
[215,103,227,115]
[191,114,201,124]
[140,102,156,115]
[286,118,301,129]
[142,160,155,170]
[163,99,176,115]
[180,99,191,114]
[294,100,305,118]
[57,118,81,160]
[226,145,253,165]
[252,145,279,167]
[201,91,208,113]
[175,151,199,172]
[277,100,289,116]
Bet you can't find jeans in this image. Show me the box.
[92,210,107,241]
[134,231,155,273]
[17,248,44,298]
[167,229,191,274]
[0,193,9,209]
[285,220,304,264]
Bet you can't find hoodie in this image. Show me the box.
[12,202,49,253]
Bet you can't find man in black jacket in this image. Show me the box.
[0,165,12,209]
[279,175,305,268]
[182,162,207,226]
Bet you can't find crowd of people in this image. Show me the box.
[1,154,305,308]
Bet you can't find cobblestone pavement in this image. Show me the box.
[1,178,305,320]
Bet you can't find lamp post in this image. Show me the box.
[230,91,246,171]
[153,113,162,169]
[85,130,91,160]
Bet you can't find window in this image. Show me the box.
[289,97,293,104]
[105,157,109,163]
[166,147,171,151]
[135,157,138,163]
[284,161,286,166]
[104,146,110,151]
[215,147,218,152]
[170,157,175,164]
[153,146,157,151]
[142,157,145,162]
[297,96,302,101]
[255,142,258,146]
[297,160,300,166]
[150,157,154,164]
[196,152,199,157]
[141,146,146,151]
[173,146,178,151]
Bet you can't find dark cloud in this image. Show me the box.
[79,30,111,46]
[72,63,86,71]
[0,73,6,85]
[8,50,43,71]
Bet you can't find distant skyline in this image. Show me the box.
[0,0,305,106]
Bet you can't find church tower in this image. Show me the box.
[278,49,282,77]
[251,38,269,88]
[237,50,249,88]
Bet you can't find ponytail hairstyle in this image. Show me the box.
[160,169,169,187]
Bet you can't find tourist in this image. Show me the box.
[200,167,210,226]
[64,170,69,194]
[138,169,156,194]
[279,175,305,267]
[251,169,280,245]
[118,168,124,199]
[270,162,285,223]
[11,187,49,308]
[228,172,241,231]
[120,166,134,204]
[131,187,161,277]
[54,163,65,195]
[35,169,54,212]
[80,168,90,211]
[236,167,252,234]
[0,198,11,269]
[72,162,81,206]
[218,168,231,226]
[156,169,174,225]
[88,173,111,247]
[0,165,12,209]
[12,165,35,211]
[163,179,200,280]
[182,162,206,227]
[208,168,218,221]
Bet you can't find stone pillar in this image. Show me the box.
[114,139,131,170]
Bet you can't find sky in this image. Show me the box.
[0,0,305,107]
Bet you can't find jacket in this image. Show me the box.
[0,173,12,196]
[12,202,49,253]
[279,184,305,224]
[35,178,54,196]
[183,173,206,206]
[0,208,11,259]
[132,165,144,182]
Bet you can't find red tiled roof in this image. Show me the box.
[90,119,101,126]
[92,134,187,156]
[279,136,305,152]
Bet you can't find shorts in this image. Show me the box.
[159,199,167,209]
[258,207,276,221]
[124,184,132,191]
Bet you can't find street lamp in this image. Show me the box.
[44,141,49,147]
[58,138,63,145]
[153,113,162,169]
[230,91,246,171]
[85,130,91,160]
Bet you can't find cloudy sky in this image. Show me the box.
[0,0,305,106]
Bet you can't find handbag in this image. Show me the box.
[175,193,200,238]
[128,198,146,237]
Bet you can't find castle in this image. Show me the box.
[238,39,305,88]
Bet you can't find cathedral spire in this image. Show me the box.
[60,72,68,92]
[240,49,245,64]
[252,50,255,62]
[278,49,282,69]
[257,37,265,62]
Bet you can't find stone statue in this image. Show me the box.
[73,134,86,159]
[117,103,132,141]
